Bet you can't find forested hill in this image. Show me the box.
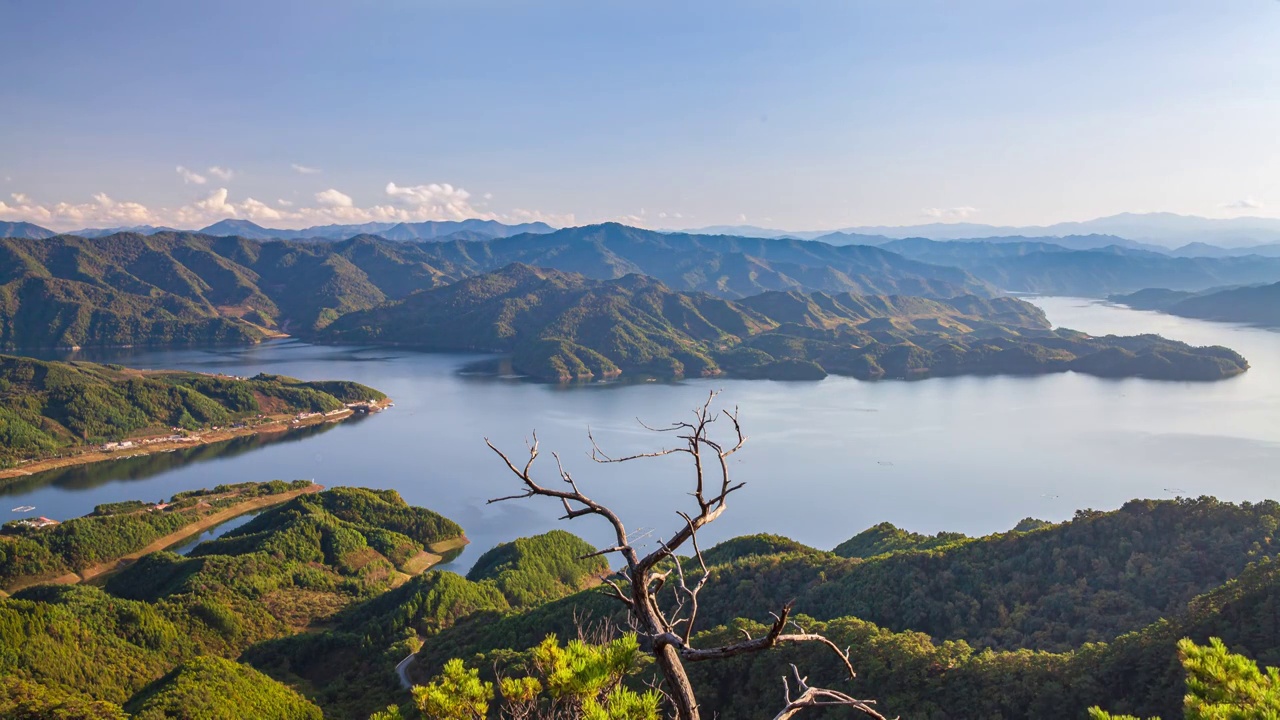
[0,227,990,349]
[1112,281,1280,329]
[321,263,1249,382]
[6,486,1280,718]
[411,497,1280,720]
[0,354,384,468]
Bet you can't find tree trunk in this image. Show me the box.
[655,642,700,720]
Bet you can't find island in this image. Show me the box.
[0,354,388,483]
[321,263,1250,382]
[1112,281,1280,328]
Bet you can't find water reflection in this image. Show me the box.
[1,421,346,497]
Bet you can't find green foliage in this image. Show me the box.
[413,658,492,720]
[1181,637,1280,719]
[832,521,969,559]
[701,533,833,565]
[125,656,324,720]
[0,675,127,720]
[190,487,462,579]
[1090,638,1280,720]
[410,634,658,720]
[466,530,608,608]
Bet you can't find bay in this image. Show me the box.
[4,297,1279,571]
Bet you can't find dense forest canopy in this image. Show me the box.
[2,480,1280,718]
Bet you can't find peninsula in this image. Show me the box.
[0,354,388,484]
[321,264,1250,383]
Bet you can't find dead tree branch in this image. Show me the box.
[485,391,876,720]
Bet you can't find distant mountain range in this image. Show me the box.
[685,213,1280,248]
[21,218,557,241]
[0,221,57,240]
[9,212,1280,256]
[196,218,556,240]
[1111,282,1280,329]
[869,238,1280,296]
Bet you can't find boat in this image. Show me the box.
[11,505,35,513]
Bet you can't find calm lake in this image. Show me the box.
[5,297,1279,571]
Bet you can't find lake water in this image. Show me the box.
[5,297,1279,571]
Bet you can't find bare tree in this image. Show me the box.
[486,391,887,720]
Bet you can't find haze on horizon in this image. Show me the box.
[1,0,1277,233]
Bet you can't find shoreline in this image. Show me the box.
[0,400,389,488]
[1,483,325,595]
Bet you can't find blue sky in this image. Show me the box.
[1,0,1277,231]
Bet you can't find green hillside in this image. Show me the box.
[5,482,1280,718]
[0,487,475,717]
[411,497,1280,720]
[124,656,323,720]
[0,353,385,469]
[0,227,992,350]
[322,264,1248,382]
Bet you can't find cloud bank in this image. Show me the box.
[0,182,577,231]
[920,206,979,220]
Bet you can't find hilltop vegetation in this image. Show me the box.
[5,484,1280,718]
[124,656,323,720]
[0,354,384,469]
[1113,281,1280,328]
[323,264,1248,382]
[411,497,1280,720]
[0,487,479,719]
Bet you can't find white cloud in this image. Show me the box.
[1220,197,1263,211]
[238,197,283,221]
[315,188,354,208]
[0,180,570,231]
[383,182,482,220]
[920,206,979,220]
[507,208,575,226]
[291,164,321,174]
[207,166,235,181]
[176,166,207,185]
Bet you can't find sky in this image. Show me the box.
[1,0,1278,232]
